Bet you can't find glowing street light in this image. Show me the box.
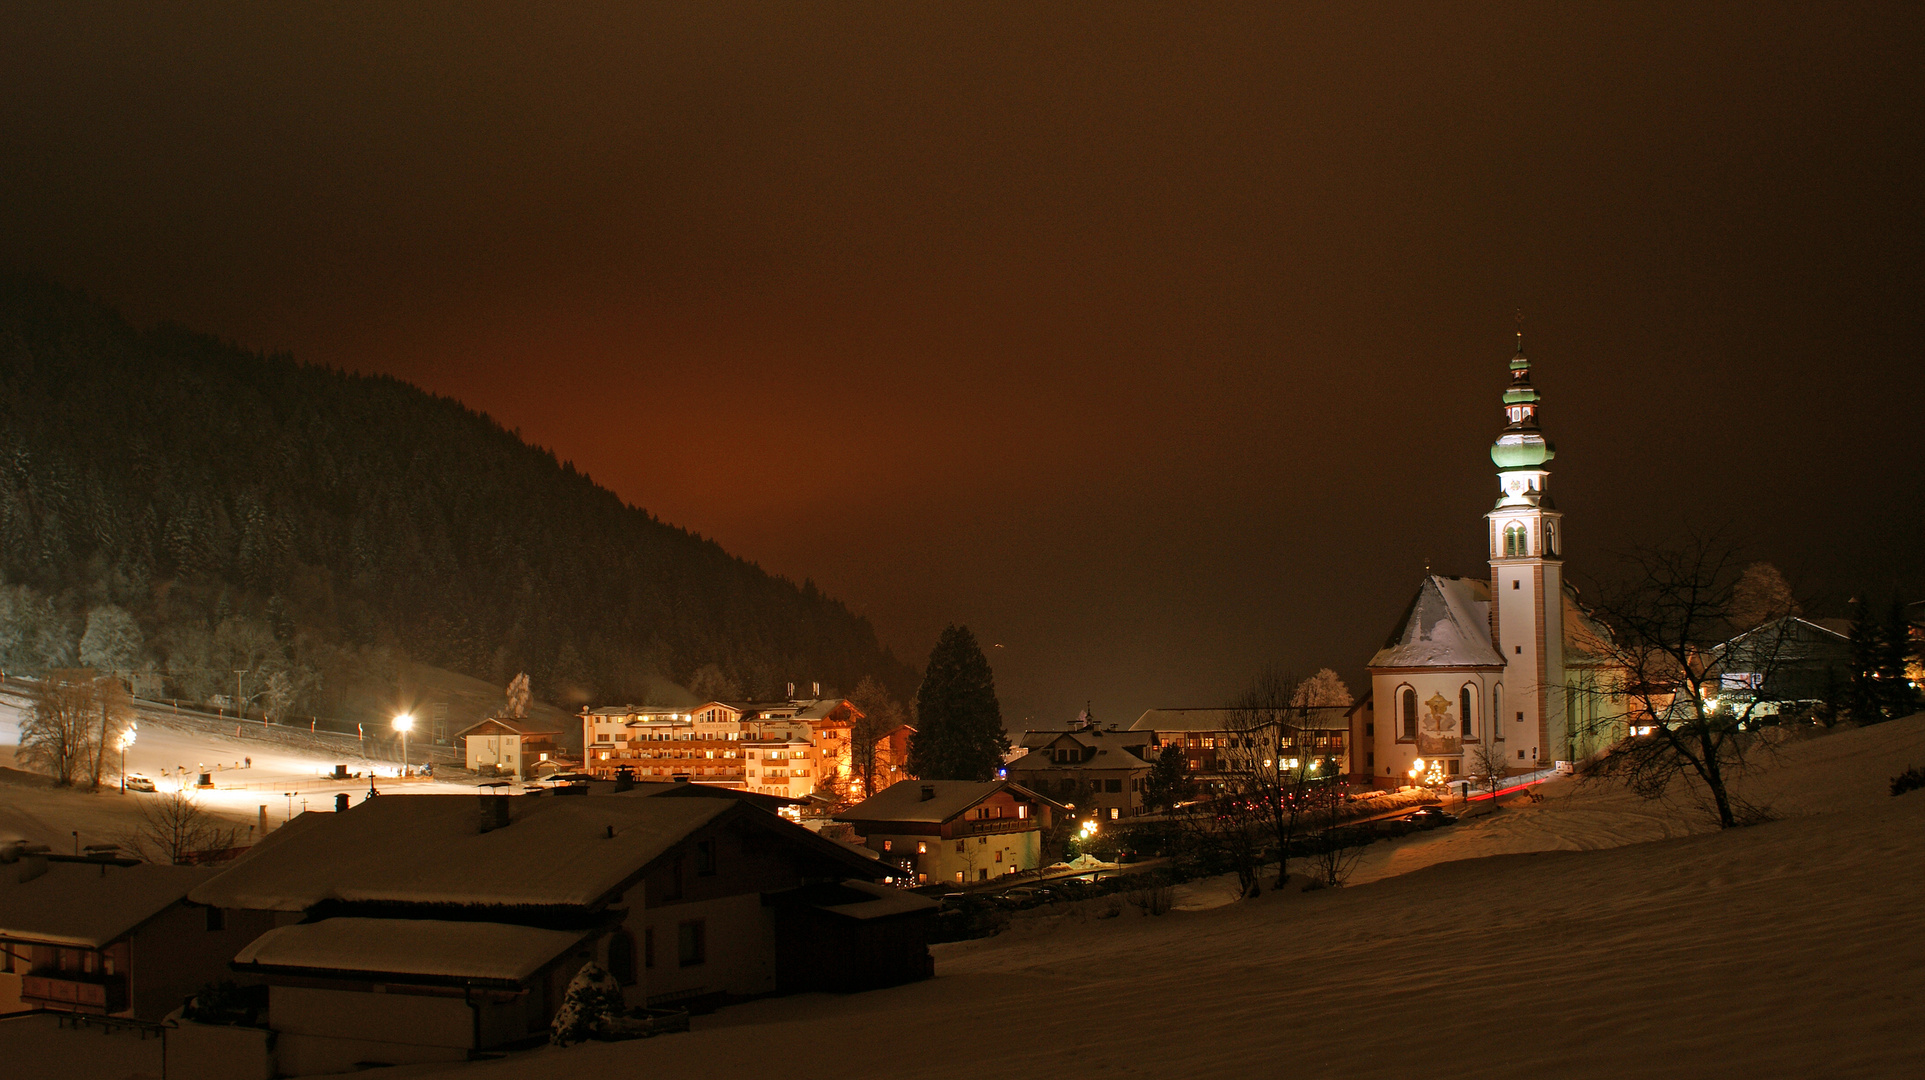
[117,723,137,793]
[393,713,414,778]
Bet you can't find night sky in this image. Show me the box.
[5,4,1921,727]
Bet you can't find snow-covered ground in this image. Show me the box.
[358,715,1923,1080]
[4,708,1921,1079]
[0,688,481,851]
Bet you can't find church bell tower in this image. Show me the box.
[1486,332,1566,766]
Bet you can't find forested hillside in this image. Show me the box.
[0,278,916,722]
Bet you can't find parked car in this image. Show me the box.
[124,775,156,792]
[1401,807,1457,829]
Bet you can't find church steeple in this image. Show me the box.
[1490,330,1555,510]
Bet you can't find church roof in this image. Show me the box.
[1369,575,1504,669]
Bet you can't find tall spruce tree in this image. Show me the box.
[908,625,1008,781]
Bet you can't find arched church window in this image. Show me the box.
[1459,686,1474,737]
[1545,523,1558,556]
[1504,524,1527,557]
[1400,687,1417,740]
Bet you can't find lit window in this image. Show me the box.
[917,842,927,854]
[882,839,892,852]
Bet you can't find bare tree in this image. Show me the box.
[1582,536,1798,829]
[1303,776,1367,888]
[848,675,908,799]
[19,669,126,787]
[125,790,245,865]
[1222,666,1334,890]
[85,676,134,790]
[1469,731,1512,805]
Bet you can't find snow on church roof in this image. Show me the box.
[1368,575,1504,669]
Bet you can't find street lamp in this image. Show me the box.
[117,723,137,793]
[393,713,414,779]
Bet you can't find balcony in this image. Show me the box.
[21,974,125,1014]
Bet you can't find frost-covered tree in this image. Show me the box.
[909,625,1008,781]
[20,668,128,788]
[1729,562,1799,630]
[550,962,625,1046]
[79,604,144,674]
[686,663,741,703]
[1292,667,1354,707]
[505,672,532,719]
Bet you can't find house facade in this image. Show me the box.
[1129,706,1352,793]
[582,697,896,804]
[1005,724,1156,821]
[191,790,933,1074]
[836,780,1055,886]
[457,716,565,779]
[0,850,272,1021]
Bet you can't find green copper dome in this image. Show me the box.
[1492,431,1555,469]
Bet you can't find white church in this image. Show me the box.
[1359,337,1621,788]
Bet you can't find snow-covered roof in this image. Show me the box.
[233,917,589,986]
[189,793,732,912]
[1005,744,1153,773]
[1129,706,1352,733]
[771,879,940,922]
[455,716,563,738]
[0,862,211,948]
[834,780,1047,826]
[1017,727,1155,751]
[1368,576,1504,669]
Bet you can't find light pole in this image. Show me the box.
[393,713,414,779]
[117,723,137,793]
[234,669,248,723]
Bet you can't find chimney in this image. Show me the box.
[920,784,935,802]
[334,793,350,812]
[479,791,511,832]
[812,681,820,698]
[786,682,796,699]
[614,766,634,793]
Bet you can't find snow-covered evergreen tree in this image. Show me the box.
[79,604,143,674]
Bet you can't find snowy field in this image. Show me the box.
[361,715,1924,1080]
[3,711,1921,1079]
[0,688,481,852]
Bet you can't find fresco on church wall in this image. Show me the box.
[1417,691,1461,756]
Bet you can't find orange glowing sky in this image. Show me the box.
[5,4,1922,722]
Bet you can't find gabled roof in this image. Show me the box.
[1369,575,1503,669]
[190,792,888,913]
[455,716,563,738]
[1714,615,1853,668]
[0,862,211,948]
[233,917,590,987]
[1005,742,1154,773]
[833,779,1049,826]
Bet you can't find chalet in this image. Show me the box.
[0,847,271,1020]
[457,716,564,779]
[190,790,933,1074]
[836,780,1055,886]
[1005,725,1156,821]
